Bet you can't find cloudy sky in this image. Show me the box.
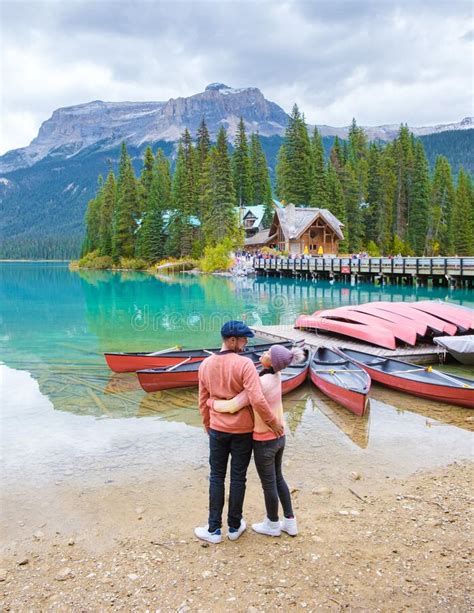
[1,0,473,154]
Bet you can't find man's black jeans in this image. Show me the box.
[208,428,253,532]
[253,435,294,522]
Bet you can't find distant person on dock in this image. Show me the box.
[195,321,284,544]
[208,344,305,538]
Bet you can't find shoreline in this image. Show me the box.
[1,461,471,610]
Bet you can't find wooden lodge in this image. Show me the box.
[244,202,344,255]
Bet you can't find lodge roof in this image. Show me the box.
[271,205,344,241]
[244,229,277,246]
[235,205,266,229]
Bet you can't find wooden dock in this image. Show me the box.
[253,256,474,288]
[251,324,444,364]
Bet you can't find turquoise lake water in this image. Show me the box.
[1,262,473,488]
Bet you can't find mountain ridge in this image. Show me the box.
[1,83,471,174]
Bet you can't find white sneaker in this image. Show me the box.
[252,517,281,537]
[280,516,298,536]
[194,525,222,544]
[228,518,246,541]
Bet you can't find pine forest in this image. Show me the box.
[82,108,474,265]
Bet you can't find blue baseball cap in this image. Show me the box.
[221,320,255,338]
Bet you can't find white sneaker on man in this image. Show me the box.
[194,525,223,544]
[280,516,298,536]
[252,517,281,537]
[228,518,246,541]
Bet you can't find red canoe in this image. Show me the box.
[374,302,457,336]
[137,350,310,394]
[344,304,428,337]
[338,348,474,409]
[105,342,293,373]
[295,314,397,350]
[309,348,371,416]
[411,301,473,331]
[315,307,417,346]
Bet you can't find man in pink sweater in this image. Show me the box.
[195,321,284,544]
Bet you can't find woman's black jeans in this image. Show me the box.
[253,435,294,522]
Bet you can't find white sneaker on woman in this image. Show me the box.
[252,517,281,537]
[280,516,298,536]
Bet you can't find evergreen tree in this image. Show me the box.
[139,146,155,215]
[428,156,456,255]
[232,117,252,207]
[112,144,139,260]
[326,163,348,253]
[407,140,430,255]
[330,136,344,173]
[310,127,327,208]
[250,132,273,224]
[341,163,364,252]
[376,145,397,254]
[99,170,116,256]
[200,128,239,246]
[275,145,289,202]
[168,130,198,257]
[137,148,171,261]
[365,143,383,245]
[452,168,474,255]
[392,125,414,240]
[276,104,312,204]
[196,118,211,173]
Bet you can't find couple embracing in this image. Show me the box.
[195,320,304,544]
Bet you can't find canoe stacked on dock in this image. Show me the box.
[295,300,473,349]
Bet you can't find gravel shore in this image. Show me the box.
[1,461,471,612]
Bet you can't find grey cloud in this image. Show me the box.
[1,0,472,153]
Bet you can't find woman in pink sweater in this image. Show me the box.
[208,345,305,537]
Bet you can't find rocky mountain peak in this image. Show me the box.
[205,83,232,91]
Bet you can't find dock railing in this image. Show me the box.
[253,256,474,279]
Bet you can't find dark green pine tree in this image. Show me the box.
[276,104,312,205]
[376,145,397,255]
[154,148,172,209]
[310,127,327,208]
[200,127,238,246]
[138,146,155,215]
[112,144,139,260]
[275,145,289,202]
[167,130,198,257]
[250,132,273,225]
[326,162,348,253]
[99,170,116,256]
[329,136,344,174]
[428,156,456,255]
[196,117,211,173]
[364,143,383,245]
[138,149,171,262]
[407,140,430,255]
[392,125,414,240]
[452,168,474,255]
[341,163,364,253]
[347,118,369,213]
[232,117,252,207]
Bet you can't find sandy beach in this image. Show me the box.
[1,456,472,612]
